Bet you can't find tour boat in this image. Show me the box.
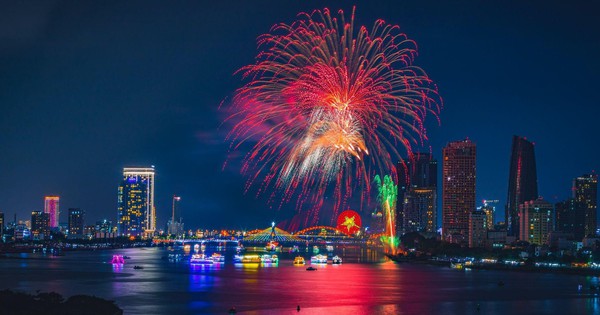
[111,255,125,264]
[235,254,261,263]
[331,255,342,264]
[261,254,273,263]
[271,255,278,264]
[190,254,213,264]
[293,256,305,265]
[210,253,225,263]
[306,266,317,271]
[310,254,327,264]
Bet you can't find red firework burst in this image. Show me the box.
[226,7,441,218]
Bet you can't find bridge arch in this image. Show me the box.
[295,225,347,236]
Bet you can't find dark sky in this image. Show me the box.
[1,0,598,230]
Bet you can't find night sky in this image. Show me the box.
[1,1,598,230]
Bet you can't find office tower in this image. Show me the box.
[555,199,585,240]
[68,208,85,237]
[118,166,155,236]
[397,153,437,234]
[442,139,476,242]
[469,210,487,248]
[44,196,60,228]
[519,198,553,245]
[573,174,598,237]
[506,136,538,237]
[167,196,184,236]
[31,211,50,238]
[478,200,498,230]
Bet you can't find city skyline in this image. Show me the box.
[1,1,599,229]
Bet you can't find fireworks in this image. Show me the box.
[374,174,398,254]
[226,7,440,216]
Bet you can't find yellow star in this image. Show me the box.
[341,215,359,233]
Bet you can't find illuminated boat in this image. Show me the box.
[235,254,261,263]
[326,245,334,252]
[111,255,125,264]
[310,254,327,264]
[210,253,225,263]
[293,256,305,265]
[190,254,213,264]
[331,255,342,264]
[450,262,464,270]
[261,254,273,263]
[271,255,278,264]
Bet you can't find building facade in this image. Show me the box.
[397,153,437,234]
[442,139,476,241]
[469,210,487,248]
[118,167,156,237]
[519,198,553,245]
[506,136,538,237]
[573,173,598,237]
[555,199,585,240]
[68,208,85,238]
[44,196,60,228]
[31,211,50,239]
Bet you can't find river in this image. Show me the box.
[1,246,599,314]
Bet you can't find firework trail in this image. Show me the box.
[375,174,399,254]
[226,7,441,219]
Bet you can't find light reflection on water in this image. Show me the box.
[1,247,599,314]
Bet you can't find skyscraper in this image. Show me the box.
[519,198,553,245]
[68,208,85,238]
[31,210,50,239]
[442,139,476,242]
[506,136,538,237]
[573,173,598,237]
[555,199,585,240]
[118,166,156,237]
[167,195,184,237]
[469,210,487,248]
[397,153,437,234]
[44,196,60,228]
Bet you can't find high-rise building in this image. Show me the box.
[478,199,498,230]
[442,139,476,242]
[44,196,60,228]
[118,166,156,237]
[573,173,598,237]
[397,153,437,234]
[68,208,85,238]
[519,198,553,245]
[469,210,487,248]
[31,211,50,239]
[167,196,184,237]
[506,136,538,237]
[555,199,585,240]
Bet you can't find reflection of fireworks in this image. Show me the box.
[227,7,441,215]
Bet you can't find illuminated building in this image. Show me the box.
[68,208,85,238]
[469,210,486,248]
[397,153,437,234]
[555,199,585,240]
[506,136,538,237]
[167,196,184,237]
[44,196,60,228]
[519,198,553,245]
[0,212,4,236]
[118,166,156,237]
[478,200,498,230]
[573,173,598,237]
[442,139,476,242]
[31,211,50,239]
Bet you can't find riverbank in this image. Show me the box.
[0,289,123,315]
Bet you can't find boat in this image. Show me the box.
[190,254,213,264]
[133,265,143,270]
[326,245,334,252]
[450,262,464,270]
[111,255,125,264]
[210,253,225,263]
[331,255,342,264]
[306,266,317,271]
[271,255,278,264]
[293,256,305,265]
[235,254,262,263]
[123,256,131,260]
[310,254,327,264]
[261,254,273,263]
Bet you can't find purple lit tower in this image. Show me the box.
[44,196,60,228]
